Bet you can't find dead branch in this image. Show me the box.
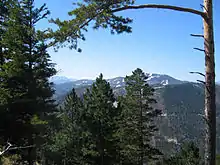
[197,80,205,84]
[190,71,205,77]
[193,47,205,52]
[9,145,35,151]
[0,142,35,156]
[195,79,211,95]
[0,142,12,156]
[190,34,204,38]
[200,4,208,13]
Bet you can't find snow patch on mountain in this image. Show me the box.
[146,73,183,86]
[161,80,169,86]
[107,77,125,88]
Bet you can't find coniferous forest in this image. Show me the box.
[0,0,219,165]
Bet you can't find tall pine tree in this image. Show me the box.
[0,0,10,143]
[46,88,84,165]
[0,0,57,163]
[82,74,121,165]
[120,68,162,165]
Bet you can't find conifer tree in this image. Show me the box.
[47,88,84,165]
[82,74,121,165]
[120,68,162,165]
[0,0,56,163]
[0,0,10,142]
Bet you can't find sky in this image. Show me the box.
[35,0,219,82]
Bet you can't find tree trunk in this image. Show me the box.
[140,89,143,165]
[203,0,216,165]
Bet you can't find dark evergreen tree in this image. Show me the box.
[0,0,10,143]
[0,0,23,144]
[82,73,121,165]
[0,0,56,163]
[46,88,84,165]
[120,68,162,165]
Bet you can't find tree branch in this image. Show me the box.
[0,142,12,156]
[78,4,207,30]
[9,145,35,151]
[197,80,205,84]
[193,47,205,52]
[190,71,205,77]
[200,4,208,13]
[111,4,207,19]
[0,142,35,156]
[79,9,105,29]
[190,34,204,38]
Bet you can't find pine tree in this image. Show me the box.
[120,68,162,165]
[0,0,24,142]
[47,88,84,165]
[0,0,10,143]
[0,0,57,163]
[0,0,15,114]
[82,74,121,165]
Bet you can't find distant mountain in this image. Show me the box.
[49,76,77,84]
[145,73,186,86]
[52,73,185,97]
[107,77,125,88]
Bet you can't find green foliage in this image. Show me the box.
[216,154,220,165]
[45,88,84,164]
[48,0,135,51]
[0,0,57,163]
[164,142,202,165]
[82,73,122,165]
[119,68,162,164]
[0,154,23,165]
[46,75,123,165]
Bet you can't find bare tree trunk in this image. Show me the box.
[203,0,216,165]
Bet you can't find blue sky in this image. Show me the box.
[36,0,219,82]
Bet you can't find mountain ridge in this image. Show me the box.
[52,73,187,98]
[52,73,186,86]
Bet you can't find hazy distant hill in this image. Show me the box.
[49,76,76,84]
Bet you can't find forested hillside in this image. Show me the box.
[54,80,220,155]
